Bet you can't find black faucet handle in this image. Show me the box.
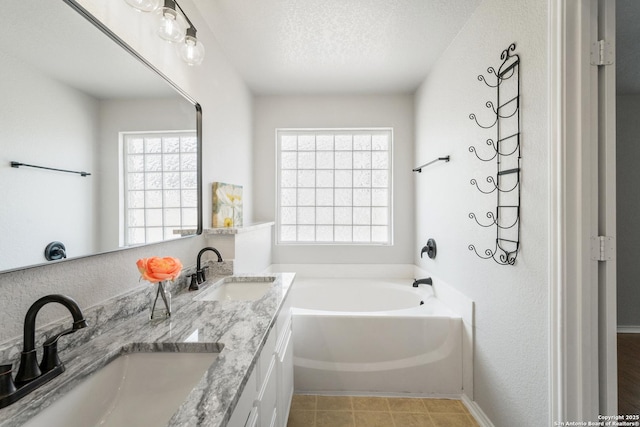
[189,273,199,291]
[196,266,210,284]
[39,327,78,373]
[0,365,16,398]
[40,341,62,373]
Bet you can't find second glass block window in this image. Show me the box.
[277,129,392,245]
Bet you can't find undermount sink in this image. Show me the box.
[196,276,276,302]
[23,351,219,427]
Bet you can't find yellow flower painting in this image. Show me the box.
[212,182,243,228]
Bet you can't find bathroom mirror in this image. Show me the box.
[0,0,202,272]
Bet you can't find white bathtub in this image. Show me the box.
[291,277,463,396]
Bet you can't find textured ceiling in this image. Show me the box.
[194,0,482,95]
[617,0,640,95]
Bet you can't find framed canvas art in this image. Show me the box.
[212,182,243,228]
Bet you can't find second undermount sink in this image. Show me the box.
[23,351,219,427]
[196,276,276,302]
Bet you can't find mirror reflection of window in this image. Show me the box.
[122,131,198,245]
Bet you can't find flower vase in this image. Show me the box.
[150,281,171,320]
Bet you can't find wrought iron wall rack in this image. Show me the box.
[468,43,521,265]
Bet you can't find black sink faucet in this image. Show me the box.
[412,277,433,287]
[191,247,224,290]
[0,294,88,409]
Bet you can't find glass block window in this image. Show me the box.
[276,128,393,245]
[123,131,198,245]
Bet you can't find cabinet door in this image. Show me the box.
[276,316,294,427]
[258,356,278,427]
[258,329,277,392]
[227,370,257,427]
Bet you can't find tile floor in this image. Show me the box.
[287,395,480,427]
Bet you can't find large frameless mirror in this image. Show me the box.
[0,0,202,273]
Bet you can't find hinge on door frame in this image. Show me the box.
[590,40,614,66]
[591,236,615,261]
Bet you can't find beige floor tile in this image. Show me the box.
[387,397,427,413]
[391,412,435,427]
[288,394,478,427]
[288,410,316,427]
[317,396,353,411]
[292,394,318,411]
[422,399,466,414]
[354,411,394,427]
[430,413,477,427]
[352,397,390,412]
[316,410,355,427]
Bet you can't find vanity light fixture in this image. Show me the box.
[178,25,205,66]
[123,0,161,13]
[157,0,186,43]
[124,0,205,65]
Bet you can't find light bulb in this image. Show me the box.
[124,0,161,12]
[157,2,185,43]
[178,29,205,66]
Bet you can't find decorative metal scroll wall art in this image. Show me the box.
[468,43,521,265]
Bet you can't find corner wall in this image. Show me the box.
[253,94,415,264]
[414,0,549,424]
[0,0,253,344]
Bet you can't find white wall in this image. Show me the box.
[253,94,415,264]
[617,94,640,327]
[0,52,98,271]
[414,0,548,425]
[0,0,253,344]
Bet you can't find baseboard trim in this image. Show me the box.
[617,326,640,334]
[461,394,494,427]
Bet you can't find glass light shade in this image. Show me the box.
[157,7,185,43]
[124,0,161,12]
[178,35,205,66]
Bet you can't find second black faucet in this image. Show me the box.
[191,247,224,291]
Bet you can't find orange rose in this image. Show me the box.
[136,257,183,283]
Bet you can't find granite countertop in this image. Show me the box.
[0,272,295,427]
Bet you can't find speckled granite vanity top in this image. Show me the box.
[0,272,295,427]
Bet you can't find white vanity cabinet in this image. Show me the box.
[256,330,277,426]
[227,369,258,427]
[228,293,293,427]
[275,295,293,427]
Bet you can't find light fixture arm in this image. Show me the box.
[173,0,197,35]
